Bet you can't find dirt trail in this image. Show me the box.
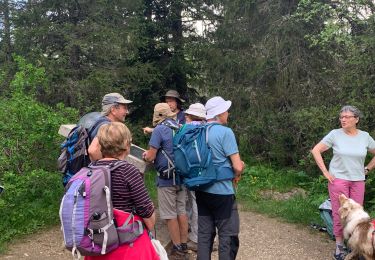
[0,209,333,260]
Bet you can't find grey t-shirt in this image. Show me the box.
[321,129,375,181]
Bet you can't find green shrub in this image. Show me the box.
[0,170,63,252]
[0,57,78,175]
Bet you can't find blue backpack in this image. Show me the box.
[57,117,108,186]
[173,123,234,190]
[319,199,334,240]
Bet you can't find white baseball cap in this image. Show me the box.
[205,96,232,120]
[185,103,206,119]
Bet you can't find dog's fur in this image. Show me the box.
[338,194,374,260]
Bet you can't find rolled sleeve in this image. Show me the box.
[368,134,375,150]
[321,130,334,148]
[223,129,239,156]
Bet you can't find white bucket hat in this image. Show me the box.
[205,96,232,120]
[185,103,206,119]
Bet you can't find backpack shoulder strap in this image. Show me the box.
[160,118,180,131]
[88,117,110,140]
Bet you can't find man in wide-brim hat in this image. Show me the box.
[143,89,186,134]
[143,103,189,258]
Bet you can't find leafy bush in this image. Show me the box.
[0,170,63,252]
[236,105,343,175]
[0,57,78,252]
[0,56,78,175]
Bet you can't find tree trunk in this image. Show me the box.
[2,0,12,62]
[170,0,187,94]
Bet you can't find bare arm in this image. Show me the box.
[229,153,245,188]
[229,153,245,177]
[142,127,154,135]
[311,142,334,183]
[143,147,158,162]
[143,212,156,231]
[88,137,102,161]
[366,149,375,172]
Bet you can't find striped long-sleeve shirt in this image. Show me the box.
[93,160,155,218]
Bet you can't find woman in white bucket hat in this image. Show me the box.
[181,103,206,251]
[184,103,206,121]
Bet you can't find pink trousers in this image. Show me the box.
[328,178,365,237]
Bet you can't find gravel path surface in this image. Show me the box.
[0,209,333,260]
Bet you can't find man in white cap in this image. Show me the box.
[88,92,132,161]
[195,96,245,260]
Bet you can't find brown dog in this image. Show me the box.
[338,194,374,260]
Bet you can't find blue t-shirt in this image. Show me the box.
[201,123,239,195]
[176,110,185,125]
[149,123,176,187]
[322,129,375,181]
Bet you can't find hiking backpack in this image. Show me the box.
[59,161,144,258]
[58,117,108,186]
[319,199,334,240]
[173,123,234,190]
[154,118,180,182]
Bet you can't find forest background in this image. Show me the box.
[0,0,375,252]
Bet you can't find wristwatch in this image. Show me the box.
[365,167,370,174]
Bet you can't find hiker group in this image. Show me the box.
[59,90,245,260]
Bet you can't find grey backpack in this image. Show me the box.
[59,161,144,258]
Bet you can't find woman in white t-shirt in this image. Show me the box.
[311,105,375,260]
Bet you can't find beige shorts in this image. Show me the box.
[158,186,187,219]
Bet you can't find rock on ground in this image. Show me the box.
[0,209,333,260]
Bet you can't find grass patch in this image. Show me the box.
[236,165,329,226]
[144,169,158,204]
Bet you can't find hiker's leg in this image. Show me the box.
[216,197,240,260]
[349,181,365,205]
[166,218,181,245]
[196,191,216,260]
[328,178,350,241]
[188,191,198,243]
[158,186,181,245]
[176,186,188,244]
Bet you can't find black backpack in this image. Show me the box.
[57,117,108,186]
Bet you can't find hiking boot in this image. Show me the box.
[186,240,197,252]
[333,252,345,260]
[169,247,187,260]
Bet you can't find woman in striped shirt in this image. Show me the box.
[86,122,159,260]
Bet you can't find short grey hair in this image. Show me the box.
[340,105,363,118]
[101,104,118,116]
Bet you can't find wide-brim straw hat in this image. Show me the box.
[152,103,177,126]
